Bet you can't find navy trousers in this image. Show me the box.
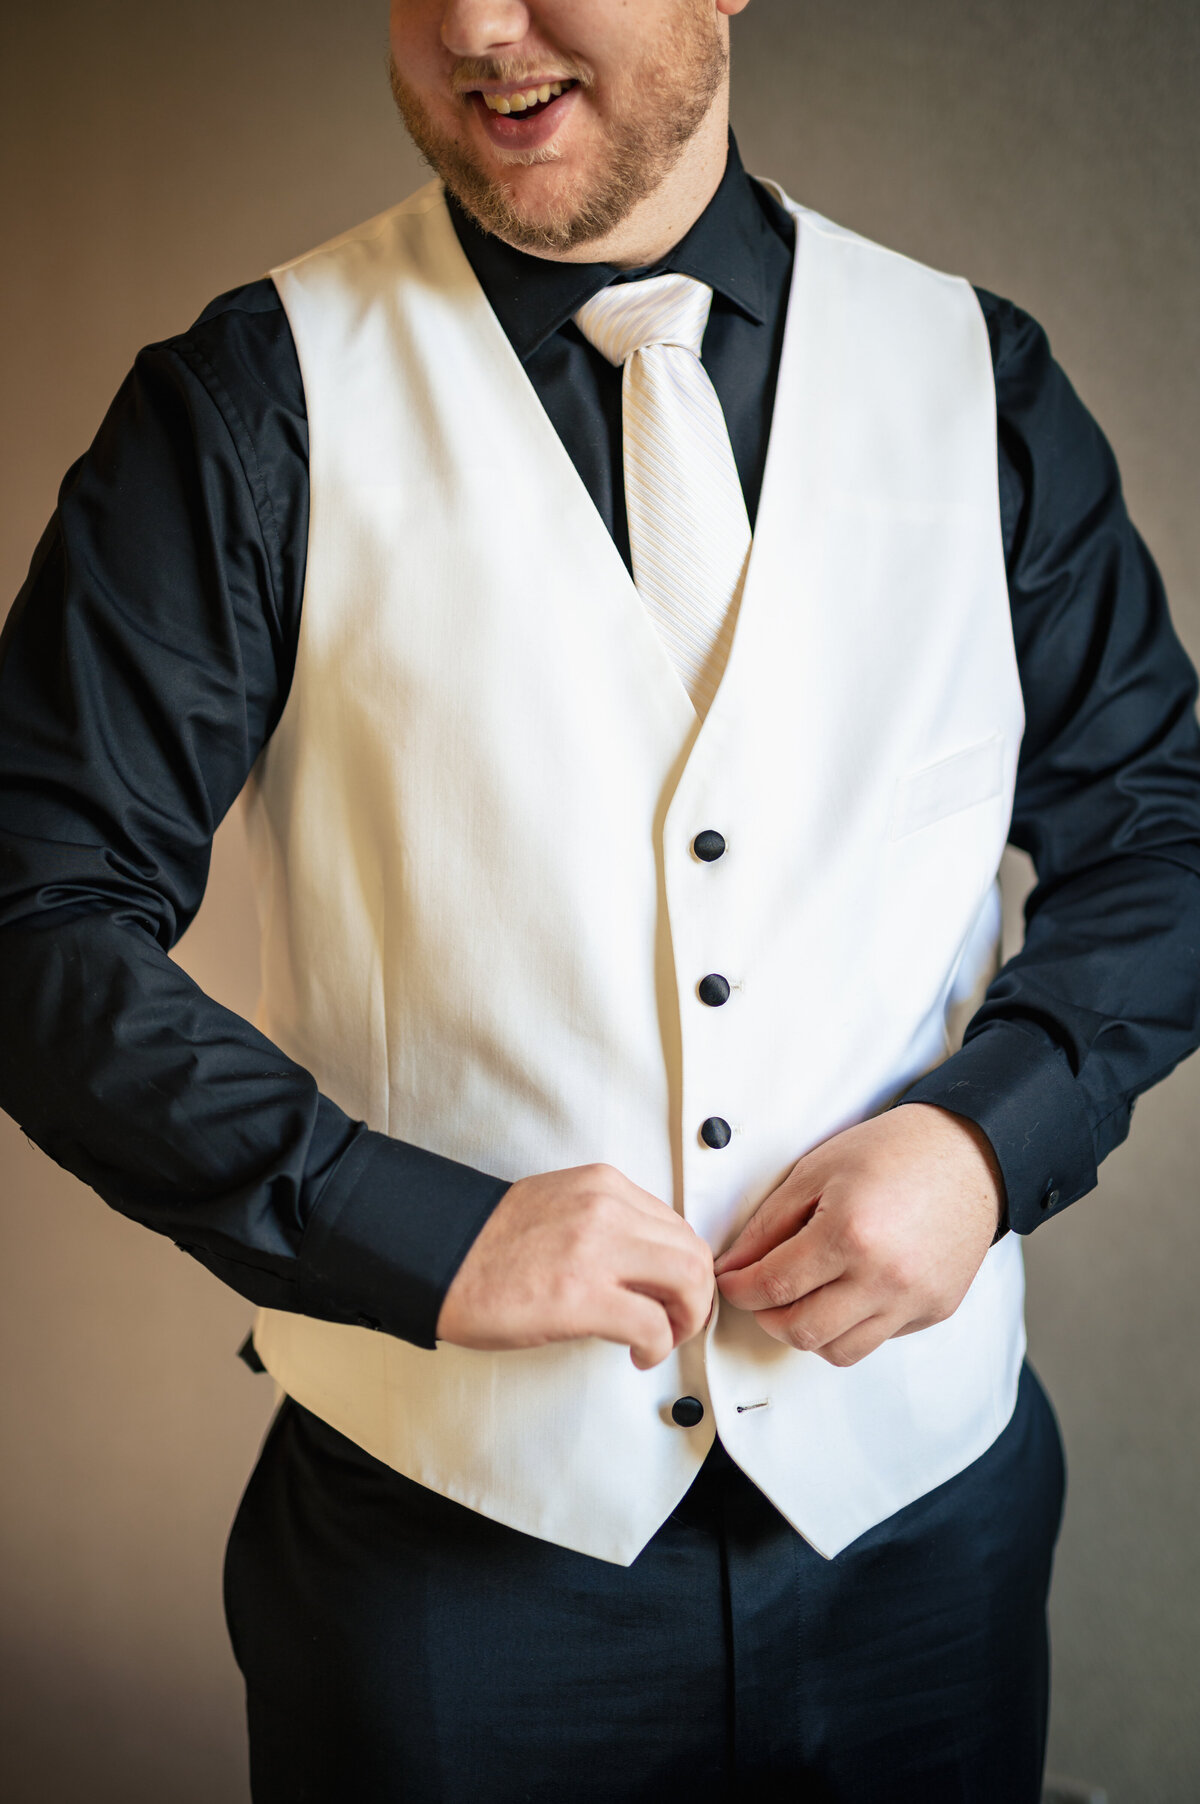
[224,1362,1065,1802]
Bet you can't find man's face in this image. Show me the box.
[388,0,729,254]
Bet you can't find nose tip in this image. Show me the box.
[440,1,530,58]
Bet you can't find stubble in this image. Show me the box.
[388,8,727,254]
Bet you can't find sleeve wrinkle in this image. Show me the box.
[168,337,289,658]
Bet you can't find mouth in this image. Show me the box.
[460,77,583,149]
[475,77,578,117]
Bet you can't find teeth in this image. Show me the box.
[483,81,568,114]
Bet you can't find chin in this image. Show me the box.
[448,151,620,254]
[490,165,581,222]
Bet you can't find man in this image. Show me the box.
[2,1,1199,1798]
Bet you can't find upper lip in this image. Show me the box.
[460,76,576,96]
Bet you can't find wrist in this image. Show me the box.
[896,1101,1007,1238]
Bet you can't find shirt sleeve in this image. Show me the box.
[0,288,508,1348]
[901,290,1200,1234]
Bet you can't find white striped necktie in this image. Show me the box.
[574,273,752,718]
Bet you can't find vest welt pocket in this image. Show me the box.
[889,736,1004,840]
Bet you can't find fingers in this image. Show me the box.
[594,1287,678,1370]
[811,1315,894,1368]
[625,1277,714,1350]
[613,1269,894,1372]
[754,1270,895,1356]
[713,1197,797,1276]
[713,1171,821,1276]
[712,1109,1005,1372]
[617,1234,715,1346]
[603,1177,716,1342]
[437,1160,713,1363]
[715,1213,844,1312]
[558,1170,714,1355]
[758,1278,876,1350]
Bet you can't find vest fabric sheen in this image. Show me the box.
[247,180,1026,1566]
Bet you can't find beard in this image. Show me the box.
[388,7,727,255]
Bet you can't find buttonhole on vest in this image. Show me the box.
[735,1398,771,1413]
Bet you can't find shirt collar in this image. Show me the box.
[447,133,769,362]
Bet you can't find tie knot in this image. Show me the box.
[574,272,713,367]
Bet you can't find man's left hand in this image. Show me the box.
[713,1104,1004,1368]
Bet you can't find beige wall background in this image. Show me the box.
[1,1,1197,1798]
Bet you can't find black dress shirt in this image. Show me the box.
[3,138,1200,1350]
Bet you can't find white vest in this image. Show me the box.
[246,180,1026,1566]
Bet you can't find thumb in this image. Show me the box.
[714,1170,819,1276]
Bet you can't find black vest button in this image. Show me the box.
[697,973,731,1007]
[700,1116,732,1149]
[692,830,726,862]
[671,1396,705,1428]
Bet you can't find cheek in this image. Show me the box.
[389,1,446,86]
[533,0,630,86]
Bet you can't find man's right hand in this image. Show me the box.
[435,1164,715,1370]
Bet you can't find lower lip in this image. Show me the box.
[470,85,579,152]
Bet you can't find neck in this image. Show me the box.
[531,95,731,270]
